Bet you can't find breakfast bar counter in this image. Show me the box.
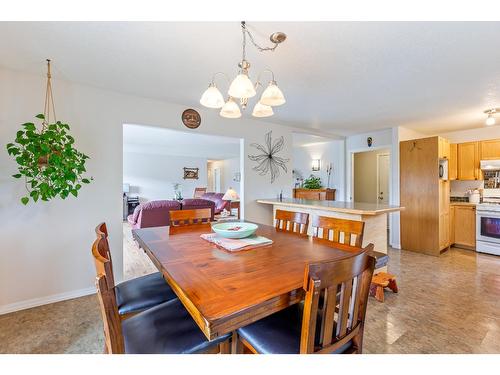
[257,198,404,267]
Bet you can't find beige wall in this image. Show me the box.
[353,148,390,203]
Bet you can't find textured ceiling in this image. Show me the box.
[1,21,500,136]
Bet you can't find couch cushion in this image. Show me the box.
[115,272,177,315]
[123,299,230,354]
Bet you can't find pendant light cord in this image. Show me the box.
[42,59,57,130]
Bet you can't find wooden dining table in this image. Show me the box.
[132,222,364,341]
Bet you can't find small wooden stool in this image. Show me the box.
[370,272,398,302]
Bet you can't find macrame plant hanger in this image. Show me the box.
[42,59,56,131]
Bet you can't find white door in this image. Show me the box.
[214,168,221,193]
[377,154,390,204]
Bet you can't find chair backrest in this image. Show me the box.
[170,208,212,227]
[95,271,125,354]
[300,245,375,354]
[92,223,115,290]
[275,209,309,235]
[311,216,365,247]
[194,187,207,198]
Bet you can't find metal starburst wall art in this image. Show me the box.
[248,131,289,183]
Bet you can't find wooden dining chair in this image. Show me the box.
[92,222,177,318]
[235,245,376,354]
[170,208,212,227]
[194,187,207,198]
[95,268,231,354]
[311,215,365,247]
[274,209,309,235]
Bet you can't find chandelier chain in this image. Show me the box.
[241,22,280,53]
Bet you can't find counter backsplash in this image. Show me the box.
[450,180,484,197]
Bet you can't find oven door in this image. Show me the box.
[477,210,500,245]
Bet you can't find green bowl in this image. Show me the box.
[211,222,258,239]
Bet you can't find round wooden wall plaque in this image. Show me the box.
[181,109,201,129]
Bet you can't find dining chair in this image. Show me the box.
[274,209,309,235]
[234,245,376,354]
[170,208,212,227]
[193,187,207,198]
[95,268,231,354]
[311,215,365,247]
[92,222,177,318]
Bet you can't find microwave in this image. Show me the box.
[439,158,448,180]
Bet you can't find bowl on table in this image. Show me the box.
[211,222,258,239]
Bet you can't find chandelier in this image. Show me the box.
[200,21,287,119]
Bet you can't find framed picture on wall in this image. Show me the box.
[183,167,199,179]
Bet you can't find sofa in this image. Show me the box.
[127,200,181,229]
[200,192,231,214]
[127,198,217,229]
[180,198,215,221]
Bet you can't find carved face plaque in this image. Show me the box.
[181,109,201,129]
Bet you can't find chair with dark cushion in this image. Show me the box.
[201,192,231,214]
[180,198,215,221]
[235,246,376,354]
[95,271,231,354]
[127,200,181,229]
[93,223,177,318]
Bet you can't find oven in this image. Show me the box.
[476,207,500,255]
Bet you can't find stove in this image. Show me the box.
[476,189,500,255]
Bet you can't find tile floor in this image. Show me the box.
[1,224,500,354]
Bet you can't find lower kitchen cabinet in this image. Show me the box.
[451,205,476,249]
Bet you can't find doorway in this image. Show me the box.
[377,153,390,204]
[353,148,391,204]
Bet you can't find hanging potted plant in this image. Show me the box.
[6,60,92,205]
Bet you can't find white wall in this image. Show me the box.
[0,67,292,313]
[292,140,345,200]
[123,151,208,202]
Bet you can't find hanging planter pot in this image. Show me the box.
[6,60,92,205]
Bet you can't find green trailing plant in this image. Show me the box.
[6,113,92,205]
[302,175,322,189]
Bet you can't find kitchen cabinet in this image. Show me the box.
[480,139,500,160]
[450,206,455,244]
[457,142,480,180]
[449,143,457,180]
[453,205,476,249]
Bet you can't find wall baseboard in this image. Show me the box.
[0,287,96,316]
[390,242,402,249]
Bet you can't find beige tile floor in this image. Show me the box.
[1,224,500,354]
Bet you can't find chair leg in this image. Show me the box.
[231,331,242,354]
[388,278,398,293]
[219,339,231,354]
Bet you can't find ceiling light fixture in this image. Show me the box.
[200,21,287,119]
[485,108,498,126]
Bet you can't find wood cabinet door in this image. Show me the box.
[450,206,455,245]
[439,212,450,250]
[453,206,476,248]
[480,139,500,160]
[457,142,479,180]
[449,144,458,180]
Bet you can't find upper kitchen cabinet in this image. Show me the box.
[480,139,500,160]
[457,141,480,180]
[448,144,457,180]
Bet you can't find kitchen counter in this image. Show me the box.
[450,202,477,206]
[257,199,404,271]
[257,198,403,216]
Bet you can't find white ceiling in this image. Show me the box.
[123,124,240,159]
[1,22,500,136]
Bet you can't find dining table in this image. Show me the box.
[132,222,366,341]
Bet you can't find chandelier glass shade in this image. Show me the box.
[260,80,286,106]
[228,73,257,99]
[200,22,286,119]
[220,97,242,118]
[252,102,274,117]
[200,83,225,108]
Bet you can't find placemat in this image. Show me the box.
[200,233,273,252]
